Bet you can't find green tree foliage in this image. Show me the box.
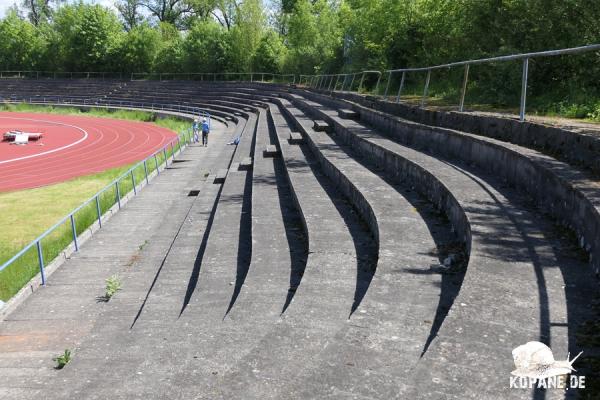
[117,23,161,72]
[183,21,231,72]
[0,0,599,114]
[51,3,122,72]
[252,30,286,73]
[228,0,265,71]
[0,12,46,70]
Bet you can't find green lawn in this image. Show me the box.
[0,105,192,301]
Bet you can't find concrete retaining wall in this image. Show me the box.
[296,90,600,277]
[324,90,600,176]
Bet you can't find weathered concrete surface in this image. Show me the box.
[325,89,600,176]
[0,120,235,399]
[299,90,600,280]
[273,98,466,398]
[289,93,599,399]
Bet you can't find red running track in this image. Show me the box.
[0,112,178,192]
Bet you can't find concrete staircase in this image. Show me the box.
[0,80,598,399]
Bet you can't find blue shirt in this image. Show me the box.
[201,122,210,133]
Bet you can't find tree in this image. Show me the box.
[21,0,52,26]
[116,0,143,31]
[228,0,265,71]
[0,11,46,70]
[153,22,184,72]
[252,30,286,73]
[183,20,231,72]
[116,23,161,72]
[138,0,193,26]
[52,3,123,71]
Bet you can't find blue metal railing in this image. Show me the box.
[0,105,206,293]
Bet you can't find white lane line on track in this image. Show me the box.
[0,116,88,164]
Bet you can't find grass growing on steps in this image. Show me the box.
[0,105,192,301]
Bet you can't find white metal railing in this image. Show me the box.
[301,44,600,121]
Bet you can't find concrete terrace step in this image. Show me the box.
[262,144,279,157]
[288,131,303,144]
[289,93,599,399]
[0,120,238,399]
[272,97,454,397]
[205,101,374,398]
[300,89,600,277]
[36,113,259,399]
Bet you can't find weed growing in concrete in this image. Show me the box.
[53,349,71,369]
[105,275,122,299]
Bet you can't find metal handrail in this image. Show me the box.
[299,44,600,121]
[0,101,201,290]
[0,71,297,84]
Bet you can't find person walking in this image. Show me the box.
[192,118,200,143]
[201,117,210,147]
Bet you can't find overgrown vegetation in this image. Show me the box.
[105,275,122,300]
[53,349,71,369]
[1,1,599,119]
[0,106,191,301]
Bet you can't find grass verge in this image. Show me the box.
[0,105,192,301]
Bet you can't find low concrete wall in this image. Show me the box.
[297,90,600,277]
[279,96,472,266]
[323,90,600,176]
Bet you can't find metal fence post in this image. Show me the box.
[520,58,529,122]
[349,74,356,91]
[374,73,382,94]
[131,170,137,195]
[421,70,431,107]
[459,64,470,112]
[333,75,340,92]
[396,72,406,103]
[96,195,102,228]
[36,241,46,285]
[154,154,160,175]
[70,215,79,251]
[163,148,168,166]
[144,160,149,184]
[358,72,366,92]
[384,71,392,98]
[116,181,121,209]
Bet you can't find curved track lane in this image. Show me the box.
[0,112,178,191]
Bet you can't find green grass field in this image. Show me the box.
[0,105,192,301]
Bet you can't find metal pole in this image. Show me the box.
[328,75,334,91]
[384,71,392,98]
[421,70,431,107]
[116,182,121,209]
[163,148,168,166]
[519,58,529,122]
[333,75,340,92]
[374,73,382,94]
[70,215,79,251]
[155,154,160,174]
[358,72,366,92]
[459,64,470,112]
[36,241,46,286]
[131,170,136,195]
[96,195,102,227]
[144,160,149,184]
[350,74,356,91]
[396,72,406,103]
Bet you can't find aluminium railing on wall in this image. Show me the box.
[0,70,296,84]
[301,44,600,121]
[0,103,205,300]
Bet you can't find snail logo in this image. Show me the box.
[509,341,586,389]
